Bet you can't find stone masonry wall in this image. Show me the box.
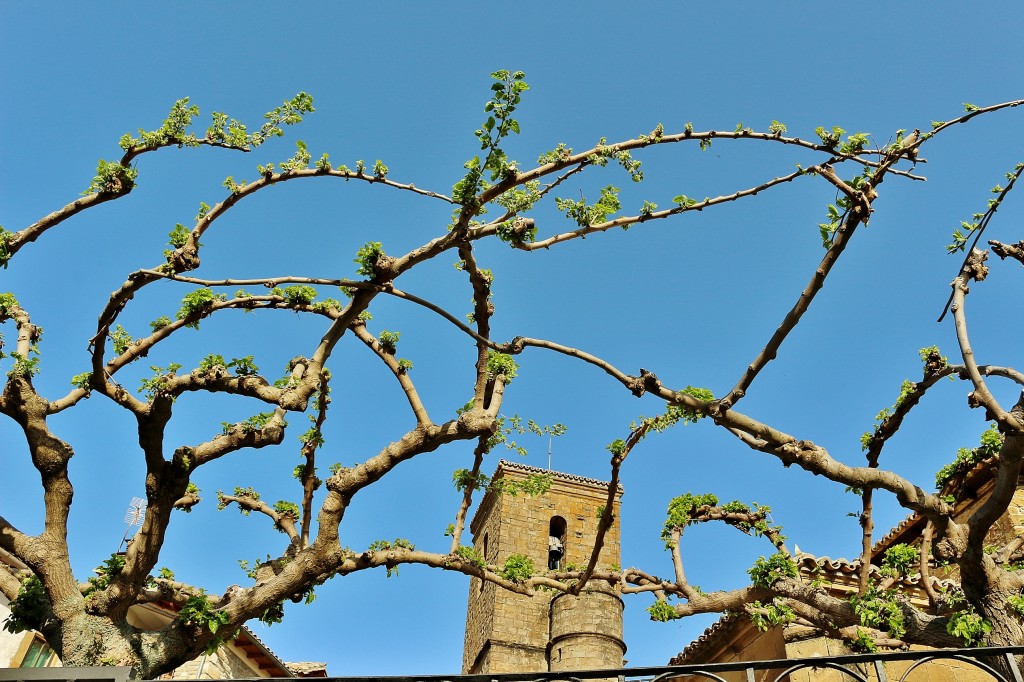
[462,463,623,674]
[462,488,500,673]
[548,587,625,671]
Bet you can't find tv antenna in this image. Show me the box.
[547,436,553,471]
[119,497,147,551]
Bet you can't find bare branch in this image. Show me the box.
[457,242,495,405]
[350,324,430,425]
[573,422,641,594]
[0,516,33,572]
[715,406,956,522]
[496,167,810,250]
[448,437,488,555]
[722,203,866,407]
[298,372,331,549]
[919,521,939,608]
[938,162,1024,321]
[4,107,277,265]
[864,362,959,464]
[5,194,127,264]
[669,529,689,594]
[172,491,200,512]
[927,99,1024,137]
[950,258,1021,429]
[858,487,875,595]
[217,492,300,544]
[0,560,24,603]
[967,406,1024,550]
[191,408,289,468]
[990,239,1024,265]
[490,127,878,206]
[318,408,501,535]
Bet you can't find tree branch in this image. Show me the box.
[217,492,300,544]
[456,242,495,405]
[496,167,810,250]
[191,409,290,468]
[0,560,24,603]
[298,372,330,549]
[722,207,863,406]
[572,422,640,595]
[350,323,430,426]
[919,521,940,608]
[967,403,1024,551]
[448,437,488,555]
[938,161,1024,321]
[950,256,1021,430]
[927,99,1024,137]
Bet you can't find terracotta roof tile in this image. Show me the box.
[794,552,944,590]
[497,459,623,492]
[669,612,741,664]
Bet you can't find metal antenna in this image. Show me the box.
[548,436,553,471]
[118,497,146,551]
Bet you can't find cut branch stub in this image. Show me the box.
[166,246,200,273]
[372,254,399,282]
[989,239,1024,265]
[964,248,990,282]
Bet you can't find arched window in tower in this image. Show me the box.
[548,516,567,570]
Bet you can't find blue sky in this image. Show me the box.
[2,1,1024,675]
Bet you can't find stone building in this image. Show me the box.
[461,460,625,674]
[0,548,324,678]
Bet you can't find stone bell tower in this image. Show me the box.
[461,460,625,674]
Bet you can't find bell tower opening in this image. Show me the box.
[548,516,566,570]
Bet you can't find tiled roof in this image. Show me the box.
[871,512,922,554]
[669,611,742,665]
[231,625,295,677]
[469,460,624,533]
[498,459,623,492]
[794,552,944,590]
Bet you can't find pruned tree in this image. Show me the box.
[2,72,1024,676]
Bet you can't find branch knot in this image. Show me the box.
[963,248,989,282]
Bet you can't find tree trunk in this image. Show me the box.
[54,613,194,679]
[974,586,1024,679]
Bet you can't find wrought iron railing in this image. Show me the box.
[290,646,1024,682]
[3,647,1023,682]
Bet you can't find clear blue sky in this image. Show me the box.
[2,1,1024,675]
